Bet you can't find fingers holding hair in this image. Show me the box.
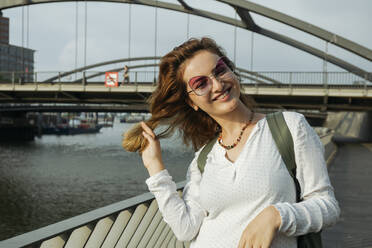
[140,121,156,140]
[142,130,153,142]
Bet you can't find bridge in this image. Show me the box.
[0,56,371,111]
[0,0,372,247]
[1,77,372,111]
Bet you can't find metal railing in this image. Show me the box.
[0,132,336,248]
[0,181,190,248]
[0,71,371,86]
[237,71,371,85]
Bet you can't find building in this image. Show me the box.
[0,11,35,83]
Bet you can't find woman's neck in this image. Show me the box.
[212,103,255,138]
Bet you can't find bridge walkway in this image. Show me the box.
[323,137,372,247]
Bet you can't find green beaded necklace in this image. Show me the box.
[217,110,255,150]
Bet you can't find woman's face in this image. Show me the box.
[183,50,241,117]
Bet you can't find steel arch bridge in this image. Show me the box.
[1,0,371,83]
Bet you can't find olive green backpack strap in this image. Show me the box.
[197,136,218,174]
[266,111,323,248]
[267,112,302,201]
[266,112,297,180]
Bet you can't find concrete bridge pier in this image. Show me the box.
[359,111,372,141]
[0,112,36,142]
[325,111,372,143]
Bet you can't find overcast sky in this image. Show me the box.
[3,0,372,74]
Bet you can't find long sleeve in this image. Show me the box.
[273,113,341,236]
[145,151,207,241]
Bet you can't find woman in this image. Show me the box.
[122,37,340,247]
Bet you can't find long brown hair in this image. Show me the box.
[122,37,256,152]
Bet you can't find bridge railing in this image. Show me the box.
[0,71,158,85]
[238,71,371,85]
[0,71,371,86]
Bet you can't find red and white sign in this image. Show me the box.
[105,72,119,87]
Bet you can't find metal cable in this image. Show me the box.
[323,41,329,85]
[250,32,254,84]
[84,0,87,68]
[233,11,237,64]
[250,32,254,72]
[154,0,158,81]
[75,2,79,78]
[187,13,190,40]
[128,4,131,66]
[27,6,29,48]
[323,41,328,72]
[21,7,24,72]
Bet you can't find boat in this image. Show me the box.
[42,118,102,135]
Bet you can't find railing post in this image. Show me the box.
[323,71,328,96]
[34,72,38,90]
[289,72,293,95]
[58,72,61,85]
[82,71,86,86]
[135,72,138,84]
[18,71,23,85]
[322,71,328,87]
[12,71,15,85]
[153,70,157,86]
[364,73,368,97]
[254,72,259,94]
[135,72,138,92]
[58,72,62,91]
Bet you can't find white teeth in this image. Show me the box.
[217,89,229,100]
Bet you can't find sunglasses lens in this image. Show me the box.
[214,59,228,75]
[189,76,212,96]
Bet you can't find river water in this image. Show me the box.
[0,120,194,241]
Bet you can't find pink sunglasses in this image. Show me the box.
[187,56,234,96]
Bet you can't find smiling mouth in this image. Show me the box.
[213,87,232,101]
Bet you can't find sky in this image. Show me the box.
[2,0,372,75]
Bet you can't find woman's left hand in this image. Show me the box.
[237,205,282,248]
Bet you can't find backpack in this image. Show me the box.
[197,111,322,248]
